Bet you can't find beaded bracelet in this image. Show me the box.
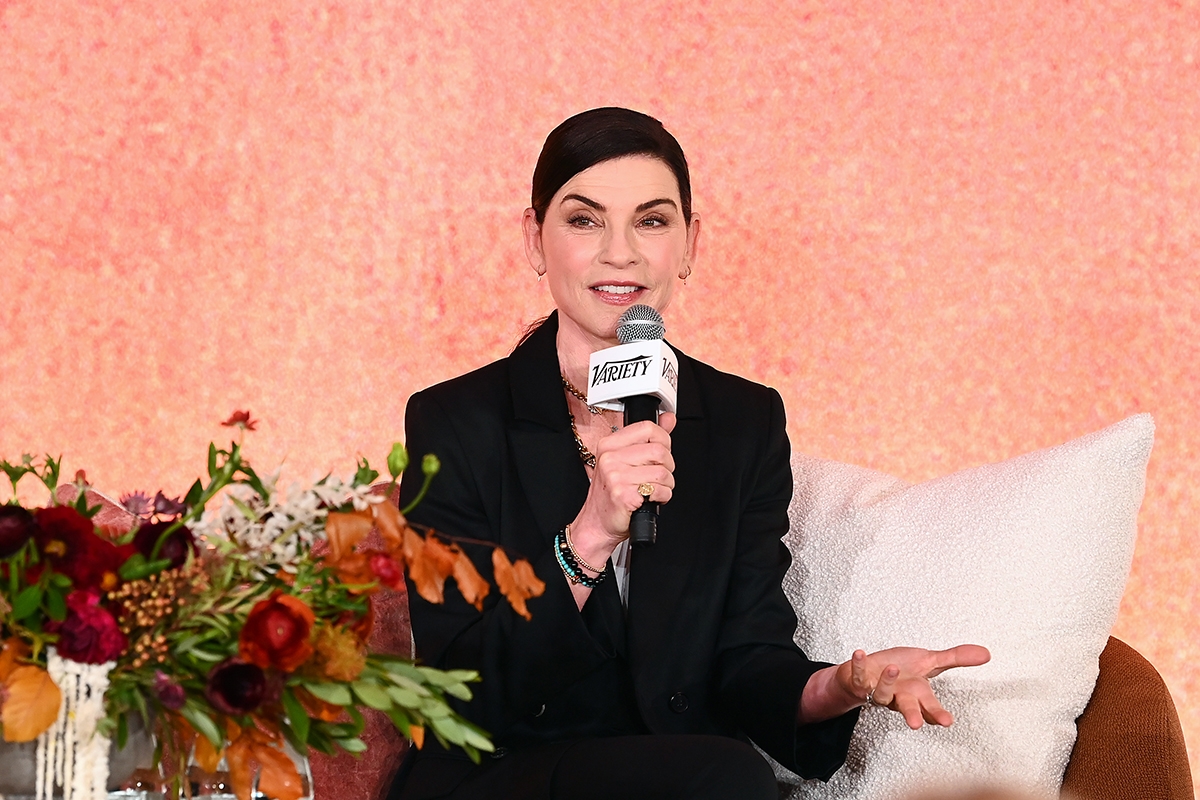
[554,528,606,588]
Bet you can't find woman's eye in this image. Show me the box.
[639,215,669,228]
[568,214,597,228]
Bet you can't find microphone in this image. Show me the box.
[586,305,679,546]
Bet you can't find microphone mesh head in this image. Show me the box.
[617,305,665,343]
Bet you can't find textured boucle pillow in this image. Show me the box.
[777,414,1154,799]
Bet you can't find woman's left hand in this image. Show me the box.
[800,644,991,728]
[843,645,991,728]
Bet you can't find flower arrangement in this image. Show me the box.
[0,412,546,800]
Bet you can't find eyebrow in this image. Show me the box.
[560,194,679,214]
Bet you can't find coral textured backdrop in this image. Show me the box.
[2,0,1197,791]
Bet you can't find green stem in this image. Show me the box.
[399,471,435,516]
[151,445,243,562]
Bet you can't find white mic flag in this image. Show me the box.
[586,315,679,414]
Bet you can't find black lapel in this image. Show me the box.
[507,312,591,543]
[626,350,708,676]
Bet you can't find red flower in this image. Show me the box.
[52,589,127,664]
[238,593,315,672]
[368,552,405,591]
[220,410,259,431]
[0,506,37,559]
[205,658,269,715]
[35,506,131,591]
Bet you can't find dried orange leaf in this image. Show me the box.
[325,509,374,563]
[511,558,546,599]
[2,666,62,743]
[0,638,32,682]
[253,739,305,800]
[370,501,407,551]
[193,733,223,773]
[409,724,425,749]
[225,734,254,800]
[452,551,490,611]
[424,536,458,577]
[333,551,375,590]
[492,549,533,621]
[406,528,458,605]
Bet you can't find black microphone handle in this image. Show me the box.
[624,394,662,546]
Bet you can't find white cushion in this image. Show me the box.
[776,414,1154,798]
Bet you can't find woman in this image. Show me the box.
[391,108,989,800]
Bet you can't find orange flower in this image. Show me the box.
[238,593,315,672]
[311,623,366,682]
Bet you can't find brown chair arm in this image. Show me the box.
[1060,637,1193,800]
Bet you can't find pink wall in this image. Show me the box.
[2,0,1197,786]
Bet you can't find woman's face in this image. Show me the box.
[523,155,700,350]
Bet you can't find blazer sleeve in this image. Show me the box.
[399,388,614,739]
[714,388,860,781]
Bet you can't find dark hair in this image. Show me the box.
[530,107,692,225]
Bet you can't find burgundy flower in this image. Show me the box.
[153,491,187,517]
[53,589,128,664]
[205,658,268,715]
[119,492,153,519]
[35,506,129,590]
[153,670,186,710]
[238,592,315,672]
[133,520,196,569]
[0,506,37,559]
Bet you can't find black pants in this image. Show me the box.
[393,735,780,800]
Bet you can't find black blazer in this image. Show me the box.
[395,313,857,795]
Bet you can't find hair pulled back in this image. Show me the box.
[530,107,692,225]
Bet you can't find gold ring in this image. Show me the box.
[637,482,654,498]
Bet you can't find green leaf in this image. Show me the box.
[46,586,67,622]
[114,713,128,750]
[461,725,494,752]
[353,458,379,488]
[119,555,173,581]
[50,573,73,588]
[430,717,466,746]
[118,554,147,580]
[418,698,453,719]
[180,703,223,749]
[281,690,310,744]
[302,682,352,706]
[207,443,218,479]
[386,685,423,708]
[351,680,392,711]
[183,479,204,509]
[442,682,472,702]
[386,444,409,479]
[12,584,43,620]
[384,707,412,738]
[334,737,368,754]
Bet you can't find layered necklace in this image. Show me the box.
[561,373,619,469]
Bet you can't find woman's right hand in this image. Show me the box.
[568,412,678,569]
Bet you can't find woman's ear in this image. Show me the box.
[681,212,701,279]
[522,208,547,279]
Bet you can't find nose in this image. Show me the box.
[599,223,641,268]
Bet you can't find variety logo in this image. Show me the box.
[591,355,653,387]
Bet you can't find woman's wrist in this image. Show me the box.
[567,513,621,569]
[798,663,865,725]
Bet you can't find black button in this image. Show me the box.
[533,703,546,717]
[669,692,688,713]
[491,747,508,759]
